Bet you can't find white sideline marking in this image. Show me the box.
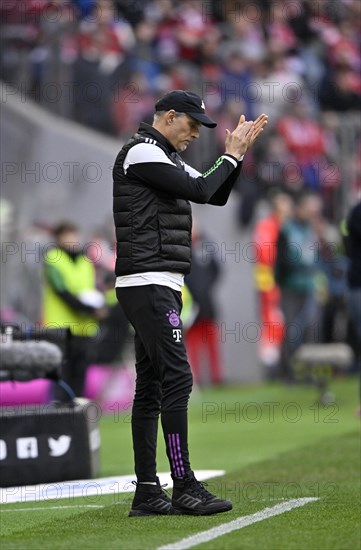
[0,470,224,504]
[0,505,104,512]
[158,498,319,550]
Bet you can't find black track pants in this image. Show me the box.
[116,285,193,481]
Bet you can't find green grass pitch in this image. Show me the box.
[1,377,360,549]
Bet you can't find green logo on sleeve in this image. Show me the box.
[202,157,224,178]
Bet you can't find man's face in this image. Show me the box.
[57,230,81,252]
[167,113,201,152]
[297,196,322,223]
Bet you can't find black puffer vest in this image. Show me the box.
[113,124,192,276]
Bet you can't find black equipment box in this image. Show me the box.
[0,398,100,487]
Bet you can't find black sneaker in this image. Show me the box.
[128,477,173,517]
[172,471,232,516]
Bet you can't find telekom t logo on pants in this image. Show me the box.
[172,329,182,342]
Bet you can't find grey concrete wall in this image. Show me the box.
[0,85,262,383]
[1,84,120,232]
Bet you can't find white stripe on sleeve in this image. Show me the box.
[123,143,174,174]
[183,163,202,178]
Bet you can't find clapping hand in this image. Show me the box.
[248,113,268,149]
[225,113,268,159]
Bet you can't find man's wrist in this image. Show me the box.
[223,153,244,165]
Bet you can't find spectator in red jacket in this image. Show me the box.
[253,190,294,376]
[277,102,328,191]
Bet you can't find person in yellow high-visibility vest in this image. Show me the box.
[42,222,107,400]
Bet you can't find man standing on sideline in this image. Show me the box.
[113,90,268,516]
[275,192,323,381]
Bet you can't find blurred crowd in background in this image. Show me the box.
[1,0,360,395]
[1,0,360,221]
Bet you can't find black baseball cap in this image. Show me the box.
[155,90,217,128]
